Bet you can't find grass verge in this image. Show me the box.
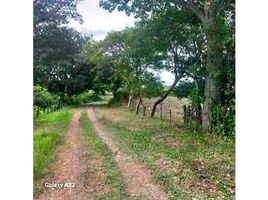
[96,107,235,200]
[80,112,128,200]
[33,109,72,194]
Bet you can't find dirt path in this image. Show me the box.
[87,108,168,200]
[35,111,93,200]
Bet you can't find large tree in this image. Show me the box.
[135,8,205,117]
[34,0,96,97]
[99,0,234,127]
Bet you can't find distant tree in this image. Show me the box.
[82,39,124,96]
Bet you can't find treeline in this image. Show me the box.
[34,0,235,136]
[33,0,104,114]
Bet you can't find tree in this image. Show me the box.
[99,0,235,127]
[34,0,82,35]
[34,27,94,96]
[34,0,96,98]
[137,9,205,117]
[82,38,124,97]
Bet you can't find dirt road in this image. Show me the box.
[35,109,168,200]
[35,111,93,200]
[87,108,168,200]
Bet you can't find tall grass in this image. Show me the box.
[34,131,59,180]
[33,109,71,181]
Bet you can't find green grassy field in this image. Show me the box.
[95,107,235,200]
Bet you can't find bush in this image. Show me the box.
[34,85,62,117]
[70,90,100,105]
[115,89,129,101]
[210,100,235,137]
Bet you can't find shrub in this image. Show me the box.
[210,100,235,137]
[34,85,62,117]
[70,90,100,105]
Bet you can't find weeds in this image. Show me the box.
[96,107,235,199]
[33,109,71,194]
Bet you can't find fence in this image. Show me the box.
[183,105,202,125]
[124,96,203,125]
[126,97,189,123]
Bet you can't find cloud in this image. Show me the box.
[69,0,136,40]
[68,0,173,84]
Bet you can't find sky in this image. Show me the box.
[69,0,174,85]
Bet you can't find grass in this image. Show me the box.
[80,112,128,200]
[96,107,235,200]
[33,109,71,184]
[130,96,190,122]
[34,131,59,180]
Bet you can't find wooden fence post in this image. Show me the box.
[169,109,172,123]
[143,106,146,117]
[186,106,190,124]
[183,105,187,124]
[160,103,163,120]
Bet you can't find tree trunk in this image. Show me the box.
[135,95,145,115]
[128,95,133,110]
[112,87,119,100]
[150,77,181,117]
[202,18,223,128]
[37,107,40,118]
[135,98,141,114]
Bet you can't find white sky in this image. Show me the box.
[69,0,174,85]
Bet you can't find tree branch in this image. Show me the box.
[176,0,205,22]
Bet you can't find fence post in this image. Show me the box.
[169,109,172,123]
[143,106,146,117]
[160,103,163,120]
[183,105,187,123]
[186,106,190,124]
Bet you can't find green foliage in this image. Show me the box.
[114,89,129,101]
[34,0,95,96]
[34,85,62,117]
[34,109,71,181]
[34,0,82,35]
[34,131,59,180]
[70,90,100,106]
[34,109,70,125]
[100,0,235,135]
[140,73,164,98]
[210,101,235,137]
[188,89,203,108]
[173,81,195,98]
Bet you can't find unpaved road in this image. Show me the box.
[87,108,168,200]
[35,111,93,200]
[35,109,167,200]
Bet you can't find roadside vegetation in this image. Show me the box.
[96,107,235,199]
[33,0,235,198]
[33,109,72,192]
[80,112,128,199]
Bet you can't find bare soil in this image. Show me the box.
[35,111,107,200]
[87,108,168,200]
